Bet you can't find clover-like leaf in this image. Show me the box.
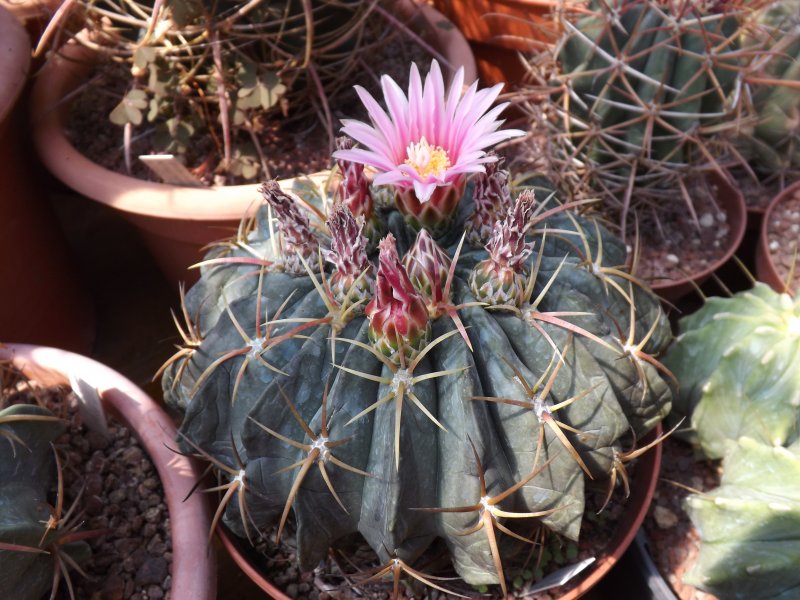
[133,46,157,70]
[147,60,176,99]
[109,89,148,126]
[237,71,286,111]
[228,147,260,180]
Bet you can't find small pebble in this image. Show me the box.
[135,557,169,586]
[653,505,680,529]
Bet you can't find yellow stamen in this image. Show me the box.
[405,136,450,178]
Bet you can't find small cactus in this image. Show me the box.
[537,0,762,227]
[663,282,800,459]
[683,437,800,599]
[736,0,800,187]
[0,402,90,600]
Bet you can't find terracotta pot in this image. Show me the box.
[218,425,663,599]
[650,172,747,305]
[0,4,94,353]
[30,0,478,289]
[431,0,568,86]
[755,179,800,294]
[0,343,217,600]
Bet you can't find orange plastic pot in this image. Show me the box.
[755,179,800,294]
[0,4,94,353]
[431,0,573,86]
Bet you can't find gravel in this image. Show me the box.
[1,370,173,600]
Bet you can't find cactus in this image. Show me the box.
[736,0,800,187]
[683,437,800,599]
[161,61,672,594]
[0,403,90,600]
[541,0,759,227]
[663,282,800,459]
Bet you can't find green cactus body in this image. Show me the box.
[664,283,800,459]
[684,437,800,599]
[738,1,800,177]
[162,178,672,588]
[553,0,752,217]
[0,404,90,600]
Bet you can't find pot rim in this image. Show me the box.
[756,178,800,294]
[29,0,478,223]
[0,343,217,600]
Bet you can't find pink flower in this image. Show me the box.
[333,60,524,224]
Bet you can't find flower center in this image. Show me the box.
[405,137,450,179]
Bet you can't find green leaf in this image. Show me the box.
[166,0,204,27]
[566,542,578,560]
[257,72,287,111]
[147,98,159,122]
[236,71,287,111]
[147,61,174,98]
[109,89,148,126]
[133,46,157,69]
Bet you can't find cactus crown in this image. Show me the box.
[161,61,673,597]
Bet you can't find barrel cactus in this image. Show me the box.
[543,0,758,227]
[664,282,800,459]
[736,0,800,187]
[161,60,673,594]
[683,436,800,599]
[0,402,90,600]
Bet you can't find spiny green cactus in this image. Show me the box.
[545,0,760,226]
[736,0,800,185]
[0,404,90,600]
[683,436,800,599]
[663,282,800,459]
[161,61,672,595]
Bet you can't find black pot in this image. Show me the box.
[599,532,677,599]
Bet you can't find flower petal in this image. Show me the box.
[413,180,438,204]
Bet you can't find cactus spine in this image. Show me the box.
[0,402,90,600]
